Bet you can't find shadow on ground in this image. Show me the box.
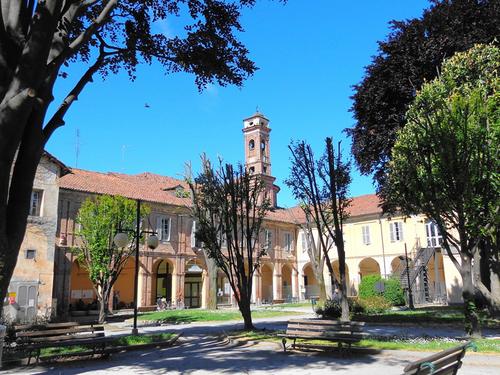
[16,335,410,375]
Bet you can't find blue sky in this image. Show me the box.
[46,0,430,208]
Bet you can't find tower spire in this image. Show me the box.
[242,112,280,207]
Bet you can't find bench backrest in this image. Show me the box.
[403,342,470,375]
[13,322,79,333]
[16,325,105,344]
[285,319,365,338]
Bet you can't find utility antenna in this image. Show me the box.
[75,128,80,168]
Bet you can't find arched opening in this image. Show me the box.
[359,257,381,280]
[390,256,409,277]
[154,259,173,306]
[331,260,351,296]
[282,264,293,302]
[427,250,446,302]
[216,270,231,306]
[248,139,255,150]
[69,260,95,312]
[184,260,203,308]
[261,263,273,304]
[303,263,319,299]
[112,257,135,309]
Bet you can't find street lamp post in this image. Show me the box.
[114,199,159,335]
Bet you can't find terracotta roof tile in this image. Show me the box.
[60,169,381,223]
[59,169,191,207]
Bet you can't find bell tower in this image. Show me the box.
[243,111,280,207]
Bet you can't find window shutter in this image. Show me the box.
[301,232,307,252]
[156,217,163,241]
[390,223,395,242]
[167,217,172,241]
[191,221,196,248]
[398,223,403,241]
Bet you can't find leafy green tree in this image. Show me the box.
[348,0,500,190]
[188,158,271,330]
[287,138,352,320]
[383,44,499,337]
[75,194,150,323]
[0,0,284,312]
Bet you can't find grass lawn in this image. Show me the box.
[138,308,301,323]
[38,333,175,357]
[352,306,499,327]
[227,329,500,353]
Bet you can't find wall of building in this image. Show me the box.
[5,156,61,322]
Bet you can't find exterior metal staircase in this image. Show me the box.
[394,245,437,305]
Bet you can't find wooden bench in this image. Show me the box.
[402,341,476,375]
[278,319,366,353]
[10,322,107,364]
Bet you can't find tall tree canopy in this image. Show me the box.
[383,44,499,336]
[348,0,500,190]
[0,0,283,309]
[287,138,352,320]
[75,194,150,323]
[188,159,271,330]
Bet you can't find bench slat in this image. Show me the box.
[27,332,105,343]
[17,326,104,338]
[286,323,363,332]
[287,319,365,327]
[403,343,468,373]
[14,322,79,332]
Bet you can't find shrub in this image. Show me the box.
[358,274,406,307]
[348,297,365,314]
[315,299,342,319]
[358,275,383,299]
[384,277,405,306]
[358,296,392,314]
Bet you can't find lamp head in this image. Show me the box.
[113,232,129,248]
[147,234,159,250]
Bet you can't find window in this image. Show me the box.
[29,190,42,216]
[25,249,36,259]
[389,222,404,242]
[362,225,371,245]
[260,141,266,150]
[191,221,202,248]
[284,232,293,252]
[248,139,255,150]
[157,216,171,242]
[426,220,443,247]
[264,229,272,249]
[301,232,309,252]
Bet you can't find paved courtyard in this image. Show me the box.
[3,313,500,375]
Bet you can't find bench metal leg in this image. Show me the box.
[282,338,287,353]
[292,338,296,350]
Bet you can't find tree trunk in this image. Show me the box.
[238,298,254,330]
[461,254,482,338]
[338,260,350,321]
[205,255,218,310]
[0,241,21,316]
[98,298,107,324]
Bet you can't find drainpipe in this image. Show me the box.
[378,216,387,278]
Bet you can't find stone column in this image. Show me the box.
[252,272,261,304]
[273,263,282,302]
[291,268,299,301]
[172,256,185,308]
